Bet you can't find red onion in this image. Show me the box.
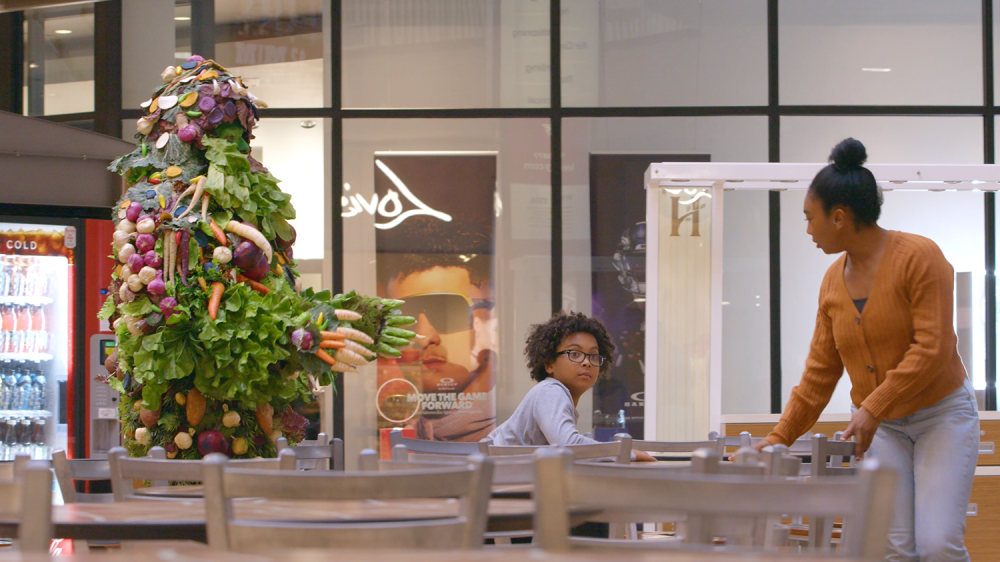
[135,233,156,254]
[144,250,162,268]
[126,201,143,223]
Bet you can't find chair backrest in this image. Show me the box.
[388,431,489,455]
[532,447,896,560]
[51,449,114,504]
[107,446,297,501]
[276,435,345,471]
[0,461,53,552]
[488,436,632,465]
[627,435,727,458]
[709,430,815,453]
[371,446,536,486]
[807,433,857,477]
[202,452,494,550]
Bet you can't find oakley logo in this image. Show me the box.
[342,159,453,230]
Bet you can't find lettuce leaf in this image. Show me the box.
[98,295,116,320]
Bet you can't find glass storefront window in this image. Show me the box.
[215,0,329,108]
[567,0,767,108]
[780,0,982,105]
[342,118,550,467]
[22,4,94,116]
[563,117,769,425]
[342,0,550,109]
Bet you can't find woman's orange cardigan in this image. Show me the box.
[766,231,969,446]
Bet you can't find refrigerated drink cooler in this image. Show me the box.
[0,223,75,460]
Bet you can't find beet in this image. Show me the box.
[242,252,270,281]
[231,240,263,271]
[197,430,229,456]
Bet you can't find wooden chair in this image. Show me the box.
[107,446,297,501]
[202,452,494,550]
[487,436,632,465]
[0,461,53,552]
[52,449,113,504]
[532,447,896,560]
[276,435,345,471]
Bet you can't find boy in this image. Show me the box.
[488,311,655,462]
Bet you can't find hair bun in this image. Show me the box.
[829,137,867,171]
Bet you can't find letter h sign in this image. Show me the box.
[669,196,701,237]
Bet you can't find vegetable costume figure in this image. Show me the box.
[101,56,415,458]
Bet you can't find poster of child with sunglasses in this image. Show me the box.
[373,154,498,443]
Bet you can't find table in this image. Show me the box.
[137,483,537,500]
[0,545,866,562]
[0,498,595,543]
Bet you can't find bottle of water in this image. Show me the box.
[0,364,8,410]
[31,368,45,411]
[2,364,14,410]
[14,363,30,411]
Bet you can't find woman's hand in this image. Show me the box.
[633,449,657,462]
[841,407,878,460]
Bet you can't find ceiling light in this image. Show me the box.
[174,16,191,21]
[861,67,891,72]
[300,120,316,129]
[54,29,72,34]
[28,63,38,68]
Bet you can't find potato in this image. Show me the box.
[255,402,273,436]
[134,427,151,446]
[231,437,248,455]
[186,388,207,426]
[222,410,241,428]
[174,432,193,450]
[139,407,160,428]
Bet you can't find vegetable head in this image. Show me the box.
[290,328,313,351]
[147,274,166,296]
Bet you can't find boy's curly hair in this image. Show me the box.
[525,311,616,382]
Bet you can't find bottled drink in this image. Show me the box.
[1,364,13,409]
[31,369,45,411]
[14,364,30,410]
[1,305,15,354]
[31,305,46,355]
[16,305,31,355]
[32,418,46,459]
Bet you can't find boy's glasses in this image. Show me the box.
[397,293,495,335]
[556,350,606,367]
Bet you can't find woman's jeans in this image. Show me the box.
[864,378,979,562]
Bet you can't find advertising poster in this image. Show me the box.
[589,153,709,440]
[374,153,498,443]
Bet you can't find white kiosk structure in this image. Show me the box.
[643,162,1000,442]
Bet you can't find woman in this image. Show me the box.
[757,138,979,561]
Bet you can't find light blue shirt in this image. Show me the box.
[487,378,601,447]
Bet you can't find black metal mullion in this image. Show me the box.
[331,0,345,441]
[0,11,24,114]
[768,0,782,414]
[550,0,562,315]
[190,0,215,61]
[93,0,122,138]
[984,0,997,411]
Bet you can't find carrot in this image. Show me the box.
[209,218,227,245]
[208,282,225,320]
[313,348,336,366]
[224,221,272,263]
[320,330,346,340]
[236,274,270,295]
[319,340,346,350]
